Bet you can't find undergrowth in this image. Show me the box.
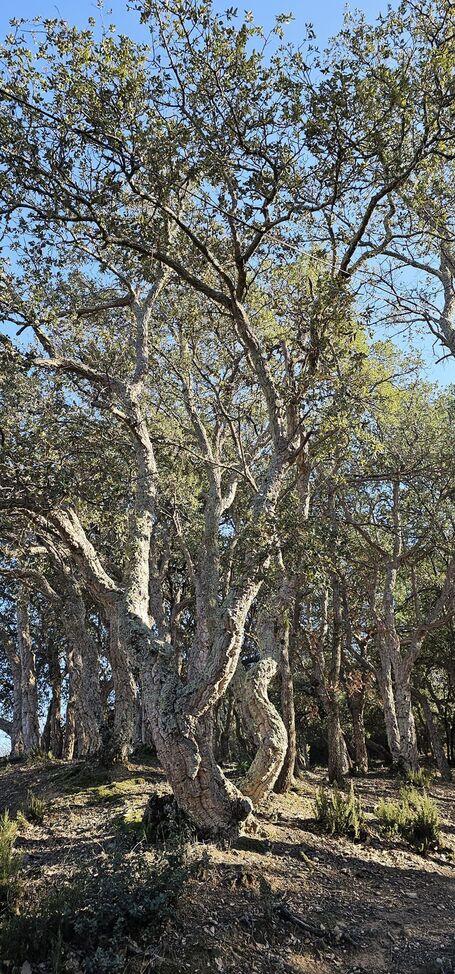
[0,810,21,905]
[314,782,364,840]
[0,846,194,971]
[376,787,440,853]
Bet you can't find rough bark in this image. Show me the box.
[16,588,40,753]
[3,633,24,758]
[63,646,77,760]
[348,690,369,774]
[107,604,138,762]
[274,614,297,793]
[42,644,63,757]
[236,656,288,804]
[59,582,103,757]
[414,688,451,780]
[376,656,402,767]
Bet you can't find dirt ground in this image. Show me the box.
[0,757,454,974]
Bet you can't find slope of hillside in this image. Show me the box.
[0,758,454,974]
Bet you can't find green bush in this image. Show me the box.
[0,847,193,967]
[23,791,46,824]
[376,787,440,853]
[0,810,22,903]
[403,768,433,790]
[314,782,364,839]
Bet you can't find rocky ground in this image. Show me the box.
[0,757,454,974]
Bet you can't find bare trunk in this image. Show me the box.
[393,657,419,771]
[42,644,63,757]
[63,646,77,760]
[415,689,451,780]
[5,638,24,759]
[274,615,297,793]
[107,605,137,762]
[327,707,351,784]
[152,658,252,833]
[59,584,103,757]
[216,691,233,764]
[349,692,368,774]
[236,656,288,804]
[376,655,402,767]
[16,589,40,753]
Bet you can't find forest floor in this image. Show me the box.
[0,756,454,974]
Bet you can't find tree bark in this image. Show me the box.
[16,588,40,753]
[274,614,297,793]
[414,688,451,780]
[107,604,137,762]
[4,634,24,759]
[42,643,63,757]
[236,656,288,804]
[63,645,77,760]
[349,690,368,774]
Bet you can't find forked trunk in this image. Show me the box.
[152,664,252,833]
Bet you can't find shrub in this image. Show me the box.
[23,791,46,824]
[314,783,364,839]
[0,810,21,904]
[376,787,440,853]
[0,847,193,967]
[403,768,433,790]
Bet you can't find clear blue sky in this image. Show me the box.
[0,0,392,45]
[0,0,454,388]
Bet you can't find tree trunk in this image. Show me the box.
[59,583,103,757]
[415,689,451,780]
[376,656,402,767]
[107,605,137,762]
[5,637,24,759]
[274,615,296,793]
[327,706,351,784]
[152,662,252,834]
[42,644,63,757]
[216,691,233,764]
[63,646,77,760]
[393,657,419,771]
[236,656,288,804]
[16,588,40,753]
[349,692,368,774]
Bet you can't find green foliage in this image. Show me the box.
[0,848,193,968]
[403,768,433,790]
[314,783,364,839]
[0,811,21,904]
[376,788,440,853]
[23,790,46,824]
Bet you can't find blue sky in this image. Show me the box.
[0,0,392,44]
